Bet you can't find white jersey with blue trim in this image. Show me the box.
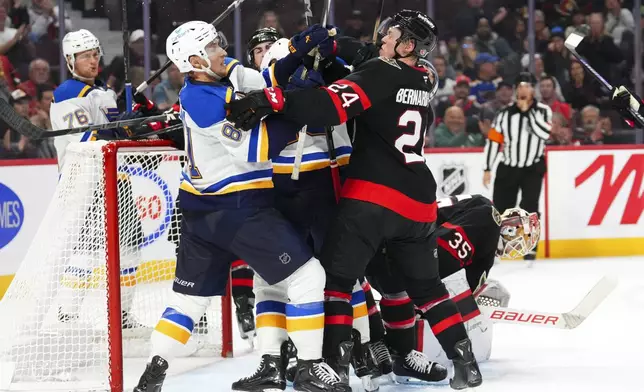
[261,66,353,175]
[178,78,273,199]
[50,79,119,168]
[224,57,266,93]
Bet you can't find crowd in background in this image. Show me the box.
[1,0,643,159]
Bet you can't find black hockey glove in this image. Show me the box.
[611,85,640,127]
[352,42,381,69]
[225,87,285,131]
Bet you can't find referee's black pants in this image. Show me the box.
[492,159,546,216]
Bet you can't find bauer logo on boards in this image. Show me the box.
[0,182,24,249]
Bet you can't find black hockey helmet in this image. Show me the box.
[378,9,438,59]
[515,71,537,87]
[247,27,281,67]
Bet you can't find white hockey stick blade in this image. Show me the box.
[291,127,307,180]
[480,276,617,329]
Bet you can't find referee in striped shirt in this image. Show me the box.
[482,72,552,259]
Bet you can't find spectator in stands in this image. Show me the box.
[565,60,600,110]
[153,63,183,110]
[28,0,72,42]
[534,10,550,53]
[258,10,285,37]
[435,75,480,124]
[506,16,526,54]
[107,29,161,94]
[604,0,634,46]
[434,106,484,147]
[540,75,572,125]
[0,5,28,57]
[574,105,614,144]
[548,112,573,145]
[343,10,367,40]
[483,80,513,113]
[453,0,503,40]
[543,26,571,87]
[2,89,34,158]
[531,55,565,101]
[442,36,464,71]
[581,13,623,82]
[470,53,501,103]
[29,83,55,158]
[459,36,478,80]
[565,8,589,38]
[433,55,455,102]
[17,58,51,115]
[473,17,513,59]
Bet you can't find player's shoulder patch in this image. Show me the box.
[378,56,401,69]
[491,206,502,226]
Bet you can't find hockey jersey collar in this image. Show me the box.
[53,78,107,103]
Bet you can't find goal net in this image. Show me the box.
[0,140,233,392]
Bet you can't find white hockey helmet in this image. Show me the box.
[260,37,290,71]
[62,29,102,74]
[497,208,541,258]
[166,20,227,78]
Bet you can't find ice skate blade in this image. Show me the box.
[232,389,283,392]
[360,374,379,391]
[395,374,449,386]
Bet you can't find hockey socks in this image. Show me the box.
[350,281,370,344]
[360,278,385,343]
[231,260,255,299]
[380,291,416,355]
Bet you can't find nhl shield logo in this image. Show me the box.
[279,253,291,264]
[440,164,468,196]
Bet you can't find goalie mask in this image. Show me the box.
[497,208,540,258]
[166,20,228,79]
[378,10,438,60]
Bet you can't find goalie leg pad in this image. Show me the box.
[351,280,370,344]
[254,273,288,356]
[284,257,326,360]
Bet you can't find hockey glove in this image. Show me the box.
[318,36,337,59]
[225,87,285,131]
[288,24,329,59]
[352,42,381,69]
[611,86,641,127]
[289,65,325,88]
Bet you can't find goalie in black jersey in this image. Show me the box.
[365,195,540,382]
[227,10,482,390]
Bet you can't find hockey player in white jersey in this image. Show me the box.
[134,21,345,392]
[49,29,148,333]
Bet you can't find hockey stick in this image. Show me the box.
[0,96,170,139]
[121,0,132,113]
[565,32,644,128]
[372,0,386,43]
[133,0,246,95]
[479,276,617,329]
[292,0,332,181]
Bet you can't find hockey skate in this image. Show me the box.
[449,338,482,390]
[292,360,348,392]
[133,355,168,392]
[232,354,286,392]
[324,340,353,391]
[234,295,257,342]
[368,339,394,382]
[392,350,447,385]
[282,339,298,385]
[350,330,379,391]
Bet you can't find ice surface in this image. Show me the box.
[126,256,644,392]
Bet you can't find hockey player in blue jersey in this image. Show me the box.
[134,21,346,392]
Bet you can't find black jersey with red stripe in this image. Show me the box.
[434,194,502,291]
[281,57,437,221]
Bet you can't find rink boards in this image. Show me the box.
[0,145,642,299]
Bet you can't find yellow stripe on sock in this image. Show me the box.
[287,315,325,332]
[155,319,192,344]
[257,314,287,329]
[353,304,368,319]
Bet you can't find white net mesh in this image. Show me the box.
[0,141,229,391]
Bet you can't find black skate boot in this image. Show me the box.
[450,338,482,390]
[234,295,256,340]
[133,355,168,392]
[392,350,447,384]
[368,339,393,380]
[282,339,298,385]
[324,340,353,391]
[293,359,348,392]
[350,330,379,391]
[232,354,286,392]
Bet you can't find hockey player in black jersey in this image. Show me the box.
[367,195,540,382]
[226,10,481,390]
